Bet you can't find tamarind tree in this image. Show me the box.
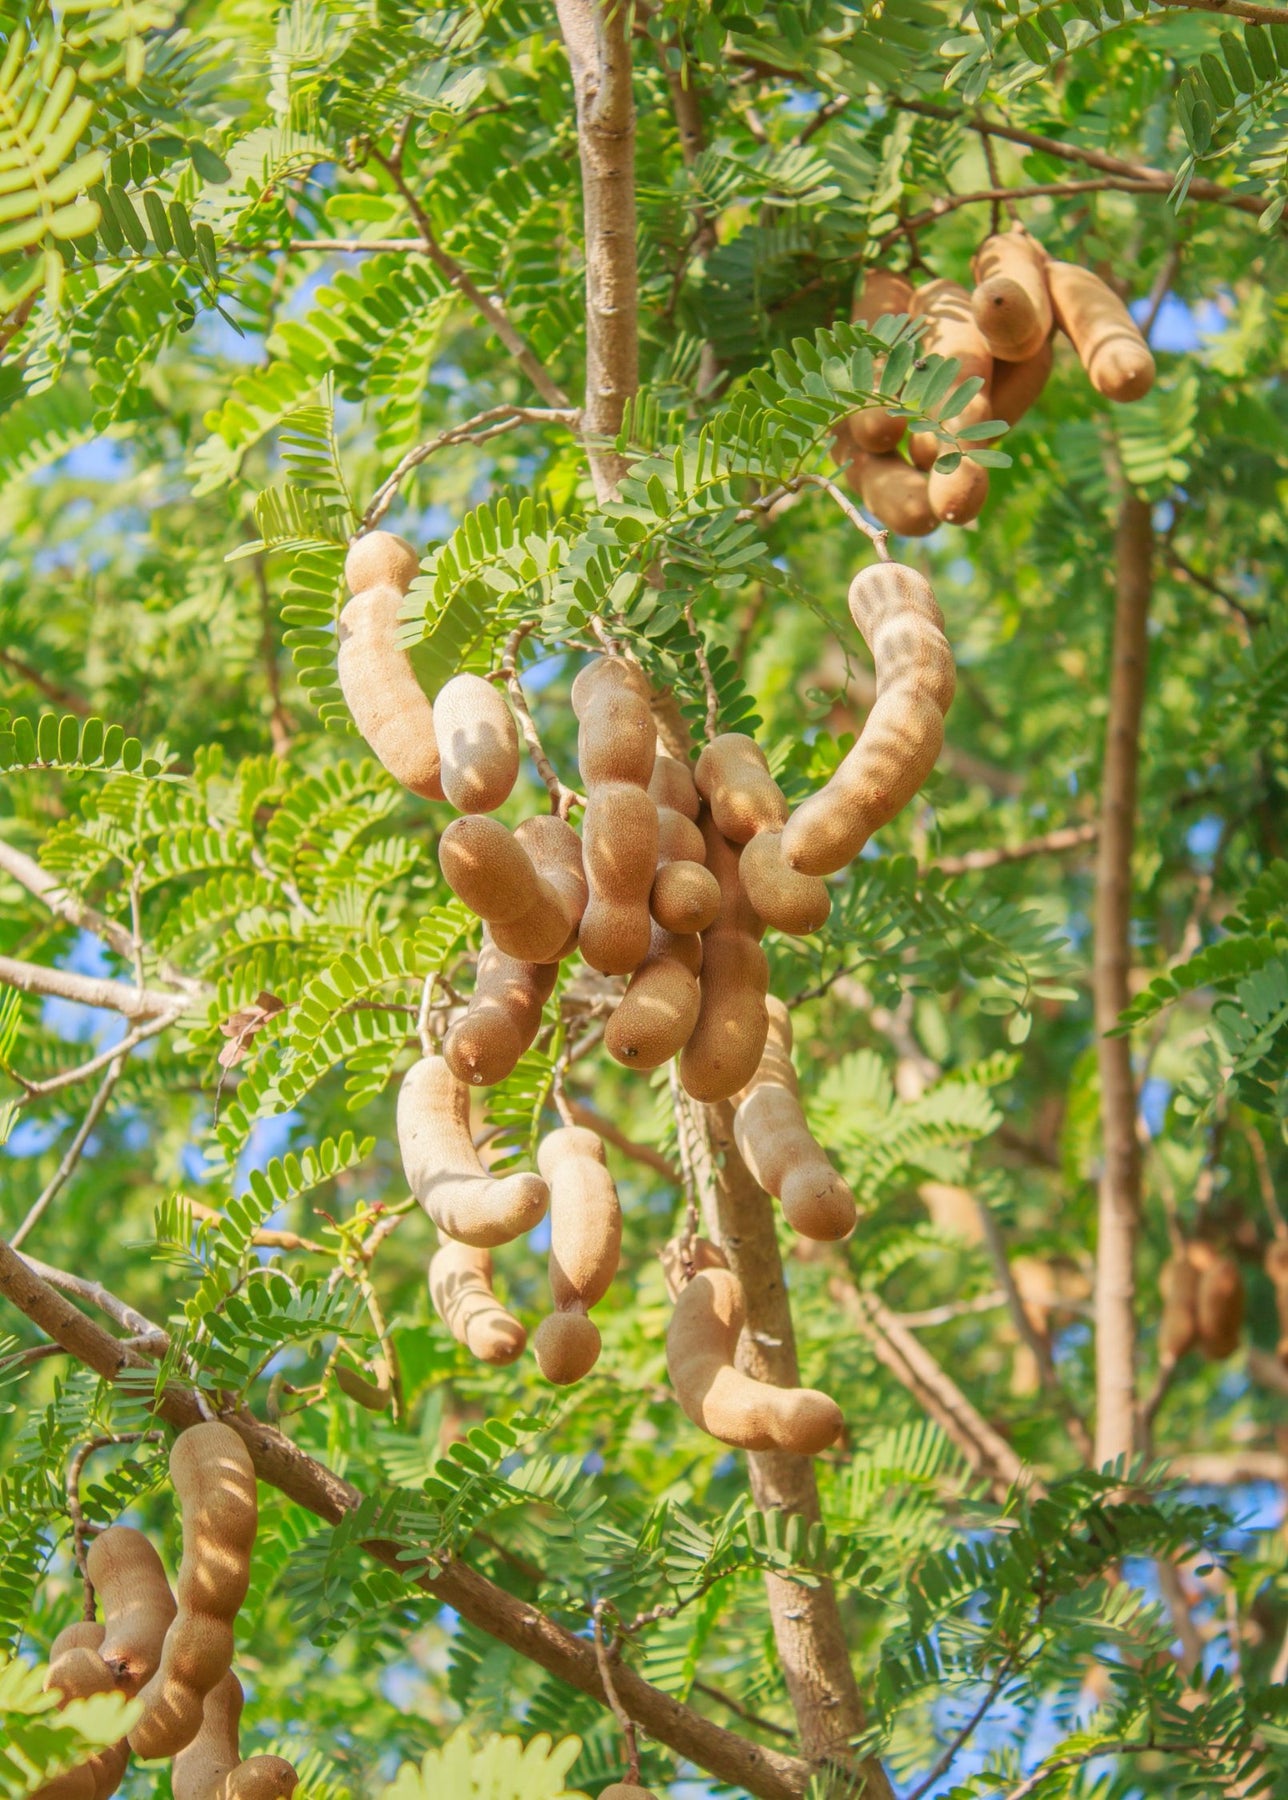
[3,1,1288,1796]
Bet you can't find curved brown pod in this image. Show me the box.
[86,1525,176,1695]
[440,816,583,964]
[337,532,443,801]
[129,1423,257,1761]
[572,655,656,787]
[1046,259,1155,402]
[444,932,557,1087]
[737,831,830,936]
[1266,1238,1288,1366]
[432,673,519,814]
[927,457,989,526]
[781,562,955,877]
[1191,1242,1244,1360]
[851,452,937,538]
[906,279,995,472]
[694,734,788,846]
[971,229,1052,363]
[532,1127,622,1384]
[579,781,659,975]
[991,335,1054,428]
[429,1237,526,1364]
[648,746,700,821]
[605,922,702,1069]
[650,803,719,937]
[1159,1250,1199,1362]
[733,998,857,1240]
[398,1054,548,1247]
[847,267,915,454]
[679,814,769,1102]
[172,1670,297,1800]
[38,1623,127,1800]
[666,1257,843,1453]
[495,814,587,963]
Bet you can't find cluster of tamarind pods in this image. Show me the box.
[1159,1238,1288,1367]
[336,531,956,1454]
[838,229,1157,534]
[37,1422,296,1800]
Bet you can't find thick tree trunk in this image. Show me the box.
[1093,491,1153,1469]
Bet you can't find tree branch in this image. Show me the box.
[10,1052,127,1249]
[566,1099,680,1183]
[932,823,1099,877]
[0,953,188,1021]
[0,647,88,714]
[1093,492,1153,1469]
[360,406,579,532]
[0,1236,811,1800]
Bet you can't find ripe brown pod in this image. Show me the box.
[129,1423,257,1761]
[432,673,519,814]
[970,229,1052,362]
[429,1238,526,1364]
[666,1257,843,1453]
[533,1127,622,1384]
[440,816,583,965]
[991,335,1055,428]
[38,1623,127,1800]
[648,746,700,820]
[1159,1250,1199,1362]
[907,390,993,473]
[737,831,830,936]
[906,279,994,471]
[86,1525,177,1695]
[605,926,702,1069]
[694,734,788,845]
[444,933,558,1087]
[927,456,989,526]
[337,532,442,802]
[848,267,915,454]
[398,1054,548,1247]
[1046,259,1155,402]
[498,814,588,963]
[680,928,769,1102]
[578,781,659,975]
[852,452,937,538]
[1265,1238,1288,1365]
[733,999,857,1241]
[572,656,656,787]
[650,804,719,936]
[781,562,955,877]
[172,1670,297,1800]
[1191,1241,1244,1361]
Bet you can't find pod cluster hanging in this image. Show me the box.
[838,229,1157,535]
[34,1423,296,1800]
[338,535,954,1453]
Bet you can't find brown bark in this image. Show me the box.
[1093,492,1152,1469]
[556,0,639,500]
[0,1235,809,1800]
[686,1101,895,1797]
[0,952,185,1021]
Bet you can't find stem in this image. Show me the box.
[11,1053,126,1249]
[0,953,184,1021]
[1093,492,1153,1470]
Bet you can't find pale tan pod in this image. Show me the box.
[1046,259,1155,402]
[1266,1238,1288,1365]
[679,931,769,1103]
[737,831,831,936]
[970,230,1053,362]
[927,457,989,526]
[337,584,444,801]
[429,1238,526,1363]
[991,335,1054,427]
[36,1624,125,1800]
[605,952,702,1069]
[172,1669,297,1800]
[572,656,657,788]
[398,1055,548,1247]
[656,806,706,865]
[733,999,857,1240]
[848,266,916,453]
[439,815,544,925]
[781,562,955,877]
[440,817,579,964]
[444,934,557,1087]
[432,673,519,814]
[513,815,588,939]
[905,279,995,471]
[598,1788,661,1800]
[852,452,937,537]
[650,859,721,936]
[344,531,419,597]
[532,1312,602,1386]
[1190,1241,1244,1360]
[538,1127,623,1311]
[693,734,788,845]
[86,1525,176,1695]
[648,747,700,820]
[129,1424,257,1761]
[1159,1250,1199,1362]
[578,781,659,975]
[666,1261,843,1453]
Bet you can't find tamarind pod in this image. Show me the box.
[532,1312,602,1385]
[848,269,915,453]
[572,656,657,788]
[1265,1239,1288,1365]
[86,1526,177,1696]
[1158,1251,1199,1361]
[599,1788,661,1799]
[1191,1243,1244,1360]
[578,781,659,975]
[782,562,955,877]
[129,1423,257,1760]
[847,406,906,456]
[656,805,706,865]
[336,584,444,802]
[344,531,420,598]
[429,1238,526,1363]
[334,1358,392,1411]
[666,1262,843,1453]
[853,452,937,537]
[606,951,702,1068]
[733,1000,856,1240]
[909,277,994,380]
[970,230,1053,362]
[439,816,543,925]
[1046,258,1155,402]
[990,335,1054,427]
[36,1627,122,1800]
[491,814,588,964]
[679,930,770,1102]
[398,1055,548,1247]
[173,1670,297,1800]
[444,934,558,1087]
[927,457,989,526]
[538,1127,623,1310]
[693,734,789,845]
[432,673,519,815]
[650,859,721,936]
[699,810,763,940]
[737,831,830,936]
[648,747,700,820]
[658,923,703,976]
[907,389,994,472]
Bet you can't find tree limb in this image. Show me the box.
[932,823,1099,877]
[0,1236,811,1800]
[0,953,188,1021]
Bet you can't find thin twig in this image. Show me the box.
[878,178,1190,253]
[905,1663,1014,1800]
[11,1053,127,1249]
[895,1291,1007,1329]
[932,823,1099,877]
[685,603,721,743]
[499,625,583,817]
[13,1009,181,1102]
[593,1601,642,1786]
[360,406,579,532]
[745,472,891,559]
